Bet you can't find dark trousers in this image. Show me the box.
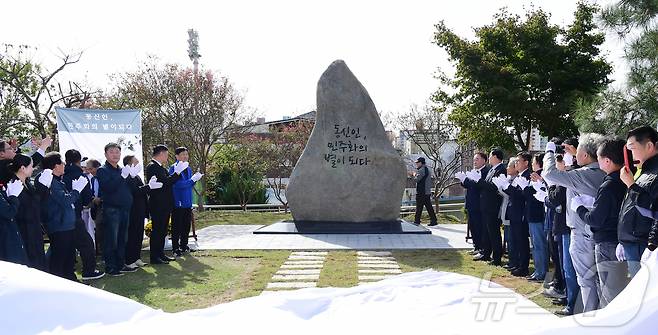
[414,194,437,224]
[482,212,503,262]
[102,206,130,273]
[74,218,97,276]
[125,209,146,265]
[512,219,530,270]
[17,220,47,272]
[467,209,483,250]
[172,207,192,251]
[150,211,172,261]
[49,229,76,281]
[549,233,564,290]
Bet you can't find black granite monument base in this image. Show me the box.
[253,220,431,234]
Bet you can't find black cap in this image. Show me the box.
[416,157,426,164]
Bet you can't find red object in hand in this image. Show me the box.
[624,147,630,170]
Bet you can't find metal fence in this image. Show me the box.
[193,201,465,214]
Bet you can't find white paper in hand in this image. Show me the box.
[38,169,54,189]
[6,179,24,197]
[72,176,88,193]
[191,172,203,182]
[148,176,163,189]
[174,161,189,174]
[564,153,574,167]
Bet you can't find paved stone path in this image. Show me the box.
[262,251,327,294]
[193,224,471,250]
[356,251,402,285]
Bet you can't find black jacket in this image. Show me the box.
[503,176,525,223]
[0,150,44,186]
[618,155,658,244]
[477,163,506,214]
[546,185,569,235]
[520,169,546,223]
[127,175,150,219]
[63,164,93,221]
[145,160,180,218]
[462,166,489,213]
[577,171,626,243]
[13,178,48,270]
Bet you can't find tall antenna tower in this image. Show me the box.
[187,29,201,74]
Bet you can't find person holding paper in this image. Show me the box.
[169,147,204,256]
[39,152,88,281]
[63,149,104,280]
[543,133,606,313]
[123,155,162,269]
[0,176,27,265]
[501,153,534,276]
[474,149,506,265]
[96,143,135,276]
[456,152,489,256]
[618,126,658,278]
[146,145,185,264]
[573,138,628,308]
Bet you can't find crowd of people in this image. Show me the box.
[0,138,203,282]
[454,125,658,315]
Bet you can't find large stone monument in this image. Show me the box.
[255,60,429,234]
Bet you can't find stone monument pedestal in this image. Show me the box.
[253,220,431,234]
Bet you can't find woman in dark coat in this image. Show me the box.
[0,159,28,265]
[10,154,48,271]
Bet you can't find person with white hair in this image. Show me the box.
[543,133,607,314]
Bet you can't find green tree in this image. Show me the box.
[100,58,250,210]
[574,0,658,135]
[206,143,268,210]
[434,2,612,151]
[0,44,92,140]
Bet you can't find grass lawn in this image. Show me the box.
[193,211,293,229]
[86,250,289,312]
[85,248,558,315]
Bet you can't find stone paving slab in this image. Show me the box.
[192,224,471,250]
[357,256,396,261]
[283,260,324,265]
[276,269,322,275]
[280,264,323,269]
[288,255,324,261]
[358,269,402,274]
[272,274,321,281]
[357,260,398,264]
[266,282,317,289]
[357,263,401,269]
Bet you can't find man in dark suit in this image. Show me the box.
[503,153,532,277]
[146,145,186,264]
[458,152,490,255]
[474,148,506,265]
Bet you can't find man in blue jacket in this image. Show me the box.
[37,152,87,281]
[96,143,135,276]
[169,147,203,256]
